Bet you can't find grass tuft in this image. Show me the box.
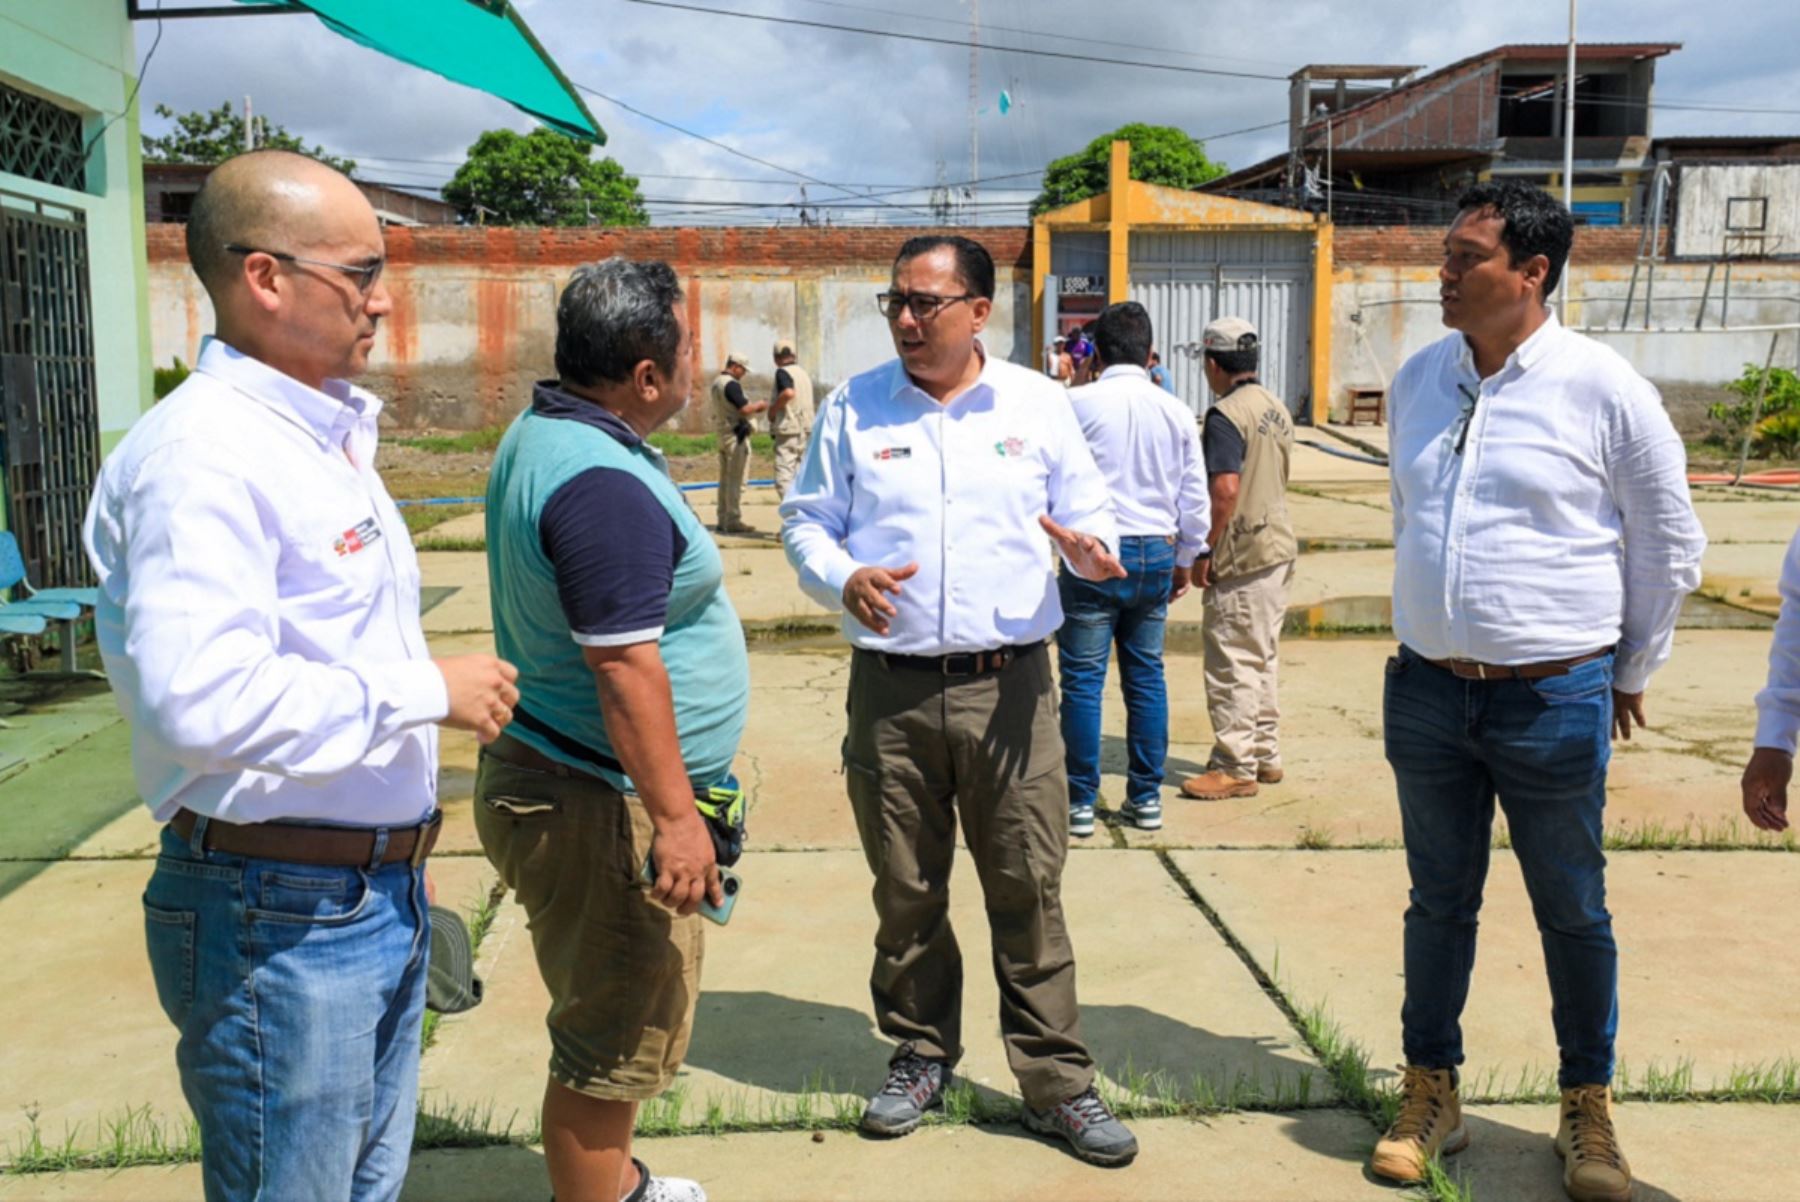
[393,427,509,455]
[6,1104,201,1173]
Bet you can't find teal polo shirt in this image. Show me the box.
[485,382,749,791]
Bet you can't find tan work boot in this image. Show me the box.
[1370,1065,1468,1184]
[1257,766,1284,785]
[1556,1085,1633,1202]
[1179,768,1258,800]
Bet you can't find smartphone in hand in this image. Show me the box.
[642,853,741,926]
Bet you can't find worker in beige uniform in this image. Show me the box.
[768,339,814,497]
[1182,317,1297,801]
[710,352,766,532]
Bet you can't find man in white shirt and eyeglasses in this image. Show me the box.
[84,151,519,1202]
[782,235,1141,1167]
[1369,180,1704,1202]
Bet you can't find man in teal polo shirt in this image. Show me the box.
[477,257,748,1202]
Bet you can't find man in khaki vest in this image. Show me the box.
[768,339,814,496]
[1181,316,1297,800]
[710,351,765,532]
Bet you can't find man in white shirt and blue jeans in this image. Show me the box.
[1370,181,1705,1202]
[84,152,519,1201]
[783,235,1140,1166]
[1060,301,1210,836]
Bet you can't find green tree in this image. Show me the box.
[141,102,355,174]
[441,128,647,227]
[1030,122,1227,215]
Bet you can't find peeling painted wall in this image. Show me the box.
[147,223,1800,430]
[147,225,1030,432]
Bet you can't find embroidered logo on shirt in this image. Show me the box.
[875,446,912,461]
[333,517,383,557]
[995,437,1028,458]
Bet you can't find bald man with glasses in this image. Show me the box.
[85,151,517,1202]
[782,235,1141,1168]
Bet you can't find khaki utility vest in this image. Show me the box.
[771,362,814,436]
[709,371,744,437]
[1210,381,1297,580]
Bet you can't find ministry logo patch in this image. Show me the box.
[875,446,912,461]
[334,517,383,557]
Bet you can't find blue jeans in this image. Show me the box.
[1383,645,1618,1088]
[1055,535,1176,809]
[142,822,429,1201]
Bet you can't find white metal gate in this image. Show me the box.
[1127,231,1313,419]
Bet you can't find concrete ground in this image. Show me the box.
[1,434,1795,1201]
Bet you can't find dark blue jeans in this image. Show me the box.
[1055,535,1176,809]
[1383,645,1618,1088]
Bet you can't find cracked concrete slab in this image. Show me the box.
[1445,1102,1800,1202]
[0,1110,1396,1202]
[1700,541,1788,615]
[0,857,493,1158]
[1168,849,1800,1094]
[418,848,1329,1133]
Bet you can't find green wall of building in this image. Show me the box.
[0,0,154,482]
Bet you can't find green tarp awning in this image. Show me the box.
[232,0,601,141]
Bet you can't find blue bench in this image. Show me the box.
[1,531,100,673]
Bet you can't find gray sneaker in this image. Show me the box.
[1022,1085,1139,1166]
[860,1046,950,1136]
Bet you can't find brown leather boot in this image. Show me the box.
[1370,1065,1468,1184]
[1556,1085,1633,1202]
[1179,768,1258,799]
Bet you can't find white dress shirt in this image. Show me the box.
[1755,528,1800,753]
[84,338,448,825]
[1068,364,1210,567]
[781,347,1117,655]
[1388,312,1706,695]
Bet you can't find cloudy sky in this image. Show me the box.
[133,0,1800,225]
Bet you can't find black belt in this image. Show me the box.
[868,640,1044,678]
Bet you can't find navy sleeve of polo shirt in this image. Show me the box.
[538,467,685,646]
[723,380,749,409]
[774,368,794,393]
[1203,408,1247,477]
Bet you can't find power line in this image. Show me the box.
[788,0,1296,72]
[571,80,941,219]
[623,0,1290,82]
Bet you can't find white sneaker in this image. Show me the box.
[628,1158,706,1202]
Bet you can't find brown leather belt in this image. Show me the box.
[1423,647,1613,681]
[870,639,1045,678]
[169,808,442,868]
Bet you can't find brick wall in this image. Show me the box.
[147,223,1034,272]
[1335,225,1664,266]
[149,221,1666,272]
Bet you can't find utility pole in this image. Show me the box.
[1562,0,1577,321]
[243,94,254,152]
[966,0,979,222]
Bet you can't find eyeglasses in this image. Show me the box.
[1452,383,1479,455]
[876,291,975,321]
[224,243,386,293]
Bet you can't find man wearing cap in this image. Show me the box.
[710,351,766,532]
[478,257,746,1202]
[83,151,519,1201]
[783,234,1140,1168]
[1181,316,1297,802]
[1370,181,1703,1202]
[1059,300,1210,838]
[768,339,815,496]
